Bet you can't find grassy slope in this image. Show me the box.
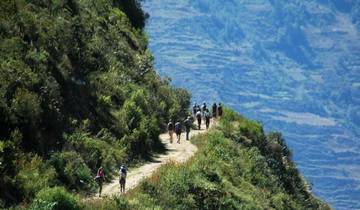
[85,108,331,210]
[0,0,190,208]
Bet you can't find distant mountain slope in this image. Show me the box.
[143,0,360,209]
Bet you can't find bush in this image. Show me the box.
[28,199,57,210]
[65,132,126,175]
[15,154,56,201]
[82,196,131,210]
[32,187,81,210]
[116,0,148,29]
[48,152,95,191]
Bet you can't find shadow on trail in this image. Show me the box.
[142,137,169,162]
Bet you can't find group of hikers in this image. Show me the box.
[94,102,223,196]
[95,165,127,197]
[167,102,223,143]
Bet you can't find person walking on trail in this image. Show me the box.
[193,103,197,117]
[119,165,127,194]
[205,109,211,129]
[212,103,217,118]
[201,102,207,117]
[167,119,174,143]
[95,167,105,197]
[196,110,202,130]
[218,103,223,118]
[184,116,192,140]
[175,121,182,143]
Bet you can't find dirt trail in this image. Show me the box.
[98,120,213,198]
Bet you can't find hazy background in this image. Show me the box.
[143,0,360,209]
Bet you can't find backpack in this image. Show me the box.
[184,119,191,128]
[201,105,206,111]
[196,111,202,119]
[120,167,127,178]
[175,122,181,132]
[167,122,174,130]
[94,175,101,183]
[205,111,210,118]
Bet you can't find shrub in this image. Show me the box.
[116,0,148,29]
[271,192,298,210]
[32,187,81,210]
[101,196,131,210]
[10,88,42,125]
[65,132,126,174]
[82,196,131,210]
[15,154,56,201]
[28,199,57,210]
[48,152,95,191]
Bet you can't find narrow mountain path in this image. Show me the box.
[96,120,214,198]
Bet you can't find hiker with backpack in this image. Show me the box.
[119,165,127,193]
[196,110,202,130]
[95,166,105,197]
[184,116,192,140]
[218,103,223,118]
[175,120,182,143]
[205,109,211,129]
[193,103,197,117]
[201,102,207,118]
[167,119,174,143]
[212,103,217,118]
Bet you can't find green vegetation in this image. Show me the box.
[1,0,330,209]
[0,0,190,208]
[29,187,81,210]
[84,108,330,210]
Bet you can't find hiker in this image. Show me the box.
[205,109,210,129]
[119,165,127,194]
[192,103,197,117]
[218,103,223,118]
[196,110,202,130]
[167,119,174,143]
[196,105,201,114]
[95,167,105,197]
[175,120,182,143]
[184,116,192,140]
[201,102,207,117]
[212,103,217,118]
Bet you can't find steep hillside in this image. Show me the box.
[85,109,330,210]
[0,0,190,207]
[143,1,360,209]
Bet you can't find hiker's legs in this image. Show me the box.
[169,131,173,143]
[123,180,126,193]
[121,183,125,193]
[186,131,189,140]
[177,133,181,143]
[99,181,103,196]
[119,178,125,193]
[197,119,201,129]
